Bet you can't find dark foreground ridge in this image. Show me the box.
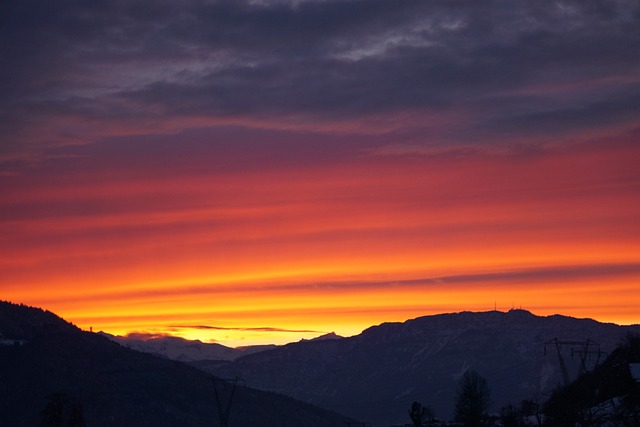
[0,301,354,427]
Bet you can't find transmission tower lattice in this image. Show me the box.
[544,338,602,386]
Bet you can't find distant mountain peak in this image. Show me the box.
[310,332,344,341]
[104,330,279,362]
[297,332,345,343]
[506,308,533,315]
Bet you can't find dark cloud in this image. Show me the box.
[481,91,640,136]
[421,263,640,287]
[2,0,640,161]
[123,332,176,341]
[170,325,323,333]
[34,262,640,307]
[291,263,640,291]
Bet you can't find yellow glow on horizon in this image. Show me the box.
[2,140,640,347]
[12,259,636,347]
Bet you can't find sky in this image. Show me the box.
[1,0,640,347]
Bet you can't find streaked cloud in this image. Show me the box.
[1,0,639,346]
[170,325,324,334]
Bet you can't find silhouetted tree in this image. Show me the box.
[40,393,66,427]
[520,398,543,427]
[614,333,640,426]
[454,370,491,427]
[68,401,86,427]
[39,393,86,427]
[544,333,640,427]
[408,401,435,427]
[499,403,523,427]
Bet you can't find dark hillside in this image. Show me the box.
[202,310,640,426]
[0,301,353,427]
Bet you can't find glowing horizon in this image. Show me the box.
[4,140,640,346]
[2,1,640,347]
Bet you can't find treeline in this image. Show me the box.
[405,333,640,427]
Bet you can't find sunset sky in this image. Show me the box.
[2,0,640,347]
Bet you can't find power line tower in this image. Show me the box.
[571,339,604,376]
[212,377,243,427]
[544,339,602,386]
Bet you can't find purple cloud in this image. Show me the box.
[2,0,639,162]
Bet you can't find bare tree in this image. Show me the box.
[408,401,435,427]
[454,370,491,427]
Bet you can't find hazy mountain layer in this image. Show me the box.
[104,331,277,362]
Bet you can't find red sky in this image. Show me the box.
[2,1,640,346]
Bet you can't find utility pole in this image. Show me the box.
[212,377,242,427]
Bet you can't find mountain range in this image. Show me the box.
[0,301,353,426]
[193,309,640,426]
[3,300,639,427]
[104,331,345,363]
[102,331,277,362]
